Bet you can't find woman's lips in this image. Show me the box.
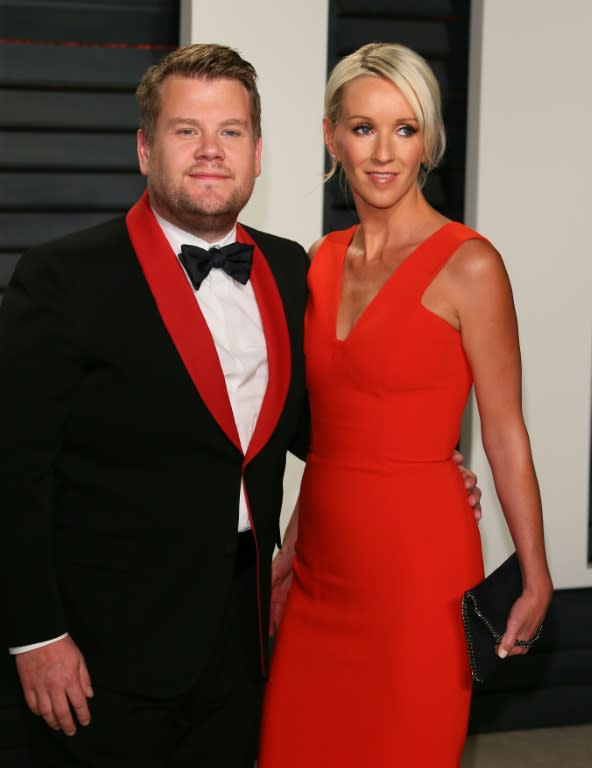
[367,171,398,182]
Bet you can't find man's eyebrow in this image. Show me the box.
[219,118,250,128]
[167,117,200,127]
[166,117,249,128]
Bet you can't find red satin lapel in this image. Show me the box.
[237,224,291,464]
[126,192,241,450]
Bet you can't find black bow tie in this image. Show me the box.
[179,242,254,290]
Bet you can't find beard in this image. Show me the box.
[149,172,254,240]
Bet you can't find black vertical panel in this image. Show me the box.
[0,0,180,298]
[0,3,179,763]
[323,0,471,233]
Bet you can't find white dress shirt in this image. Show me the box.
[156,211,269,533]
[10,212,268,655]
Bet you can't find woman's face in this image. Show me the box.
[325,76,426,213]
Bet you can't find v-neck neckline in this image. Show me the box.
[334,222,453,344]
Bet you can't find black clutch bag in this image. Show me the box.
[461,552,542,684]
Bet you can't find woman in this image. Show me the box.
[259,43,552,766]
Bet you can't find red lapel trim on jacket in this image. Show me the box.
[236,224,291,464]
[126,192,241,451]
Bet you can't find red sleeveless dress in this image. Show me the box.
[259,223,486,767]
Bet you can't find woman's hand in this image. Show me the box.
[497,578,553,658]
[452,449,482,521]
[269,544,296,637]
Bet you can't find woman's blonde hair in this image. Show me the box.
[324,42,446,187]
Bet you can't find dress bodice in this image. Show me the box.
[304,222,486,468]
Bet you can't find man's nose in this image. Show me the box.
[195,131,224,160]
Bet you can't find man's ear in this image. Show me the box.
[137,129,151,177]
[255,135,262,177]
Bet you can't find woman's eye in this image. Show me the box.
[397,124,417,137]
[352,124,372,136]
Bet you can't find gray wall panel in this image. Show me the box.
[0,172,146,209]
[0,132,138,171]
[337,0,470,15]
[336,18,458,57]
[2,0,178,45]
[0,43,168,89]
[0,90,139,131]
[0,212,121,249]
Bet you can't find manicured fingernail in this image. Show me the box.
[498,648,508,659]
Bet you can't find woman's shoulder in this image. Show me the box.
[308,225,358,262]
[442,221,493,251]
[307,236,326,262]
[446,226,507,287]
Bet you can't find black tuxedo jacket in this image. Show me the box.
[0,193,309,696]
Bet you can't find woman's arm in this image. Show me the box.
[451,238,552,657]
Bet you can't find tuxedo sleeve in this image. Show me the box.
[0,248,82,647]
[288,390,310,461]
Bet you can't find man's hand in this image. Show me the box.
[269,546,295,637]
[15,635,93,735]
[452,449,482,521]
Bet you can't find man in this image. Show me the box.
[0,43,309,767]
[0,43,480,767]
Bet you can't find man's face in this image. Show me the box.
[137,75,262,241]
